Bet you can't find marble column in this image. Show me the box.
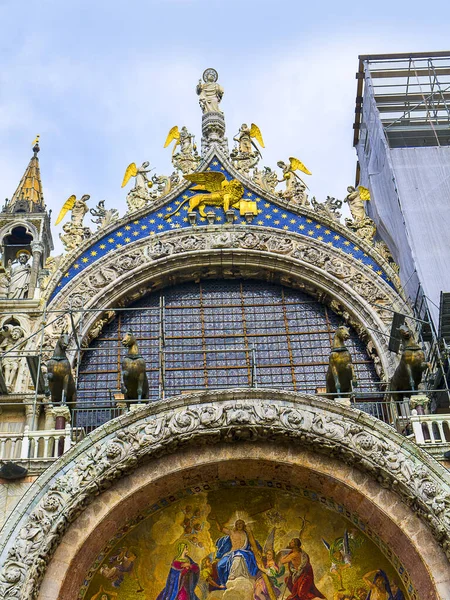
[28,241,44,299]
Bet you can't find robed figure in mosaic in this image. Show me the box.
[280,538,325,600]
[215,519,260,585]
[156,543,200,600]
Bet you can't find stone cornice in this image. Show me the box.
[0,389,449,599]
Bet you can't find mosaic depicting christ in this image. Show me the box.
[213,517,261,586]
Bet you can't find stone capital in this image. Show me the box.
[410,394,430,410]
[51,405,71,422]
[30,241,44,254]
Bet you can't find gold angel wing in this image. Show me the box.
[250,123,265,148]
[164,125,180,148]
[289,157,312,176]
[121,163,138,188]
[55,195,76,225]
[184,171,226,193]
[358,185,371,201]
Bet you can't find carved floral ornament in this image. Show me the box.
[0,389,449,599]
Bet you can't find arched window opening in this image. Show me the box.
[75,281,381,434]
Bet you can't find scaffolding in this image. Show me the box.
[354,51,450,148]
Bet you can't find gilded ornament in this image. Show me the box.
[231,123,265,173]
[277,157,311,204]
[164,126,200,174]
[164,171,246,218]
[56,194,92,252]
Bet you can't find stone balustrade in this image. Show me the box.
[0,425,72,463]
[410,411,450,455]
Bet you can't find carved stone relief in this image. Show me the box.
[0,390,449,599]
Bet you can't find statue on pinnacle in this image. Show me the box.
[196,68,224,114]
[197,69,228,155]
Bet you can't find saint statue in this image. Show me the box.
[345,186,367,222]
[7,251,31,299]
[70,194,90,227]
[0,324,26,392]
[196,68,224,114]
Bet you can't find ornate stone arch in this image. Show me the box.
[0,220,39,243]
[0,389,449,599]
[46,226,407,378]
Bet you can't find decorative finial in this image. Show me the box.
[32,134,40,156]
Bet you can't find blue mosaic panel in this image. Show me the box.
[50,158,394,302]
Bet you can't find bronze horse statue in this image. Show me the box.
[390,323,429,402]
[121,331,149,401]
[326,325,358,398]
[45,333,76,404]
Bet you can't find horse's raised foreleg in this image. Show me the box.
[121,370,129,396]
[406,364,415,391]
[137,372,145,401]
[62,374,70,404]
[331,363,341,395]
[350,364,358,389]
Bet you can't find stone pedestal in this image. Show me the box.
[201,112,228,155]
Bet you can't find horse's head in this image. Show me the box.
[122,331,136,348]
[398,323,412,341]
[336,325,350,342]
[58,333,70,351]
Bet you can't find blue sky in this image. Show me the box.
[1,0,449,253]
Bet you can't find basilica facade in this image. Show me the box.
[0,64,449,600]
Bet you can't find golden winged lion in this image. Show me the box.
[164,172,245,218]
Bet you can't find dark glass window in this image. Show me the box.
[77,280,380,410]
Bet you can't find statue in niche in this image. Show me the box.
[196,68,224,114]
[7,250,31,299]
[0,265,9,298]
[0,323,26,392]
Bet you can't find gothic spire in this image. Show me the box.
[5,136,45,213]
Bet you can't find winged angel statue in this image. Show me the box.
[121,161,154,212]
[277,157,312,205]
[164,125,201,174]
[164,172,244,218]
[231,123,265,174]
[55,194,92,252]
